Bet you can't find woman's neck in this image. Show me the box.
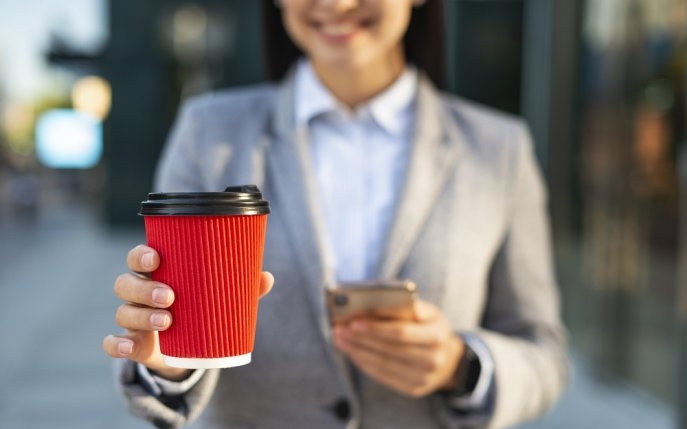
[311,54,406,109]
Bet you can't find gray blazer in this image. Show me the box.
[117,72,568,429]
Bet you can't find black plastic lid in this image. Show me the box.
[139,185,270,216]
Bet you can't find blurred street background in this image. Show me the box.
[1,0,686,428]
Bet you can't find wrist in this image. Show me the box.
[441,335,481,395]
[148,366,192,381]
[440,335,466,391]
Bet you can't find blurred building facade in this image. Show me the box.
[102,0,265,225]
[560,0,687,420]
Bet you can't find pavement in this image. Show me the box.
[0,202,149,429]
[516,356,676,429]
[0,200,678,429]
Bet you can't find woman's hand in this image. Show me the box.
[332,300,464,398]
[102,244,275,380]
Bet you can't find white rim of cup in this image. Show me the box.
[162,353,252,369]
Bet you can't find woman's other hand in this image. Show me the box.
[333,300,464,398]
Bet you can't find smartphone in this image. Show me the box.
[326,279,417,324]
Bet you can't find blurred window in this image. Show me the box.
[35,109,103,169]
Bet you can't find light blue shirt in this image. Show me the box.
[294,59,417,282]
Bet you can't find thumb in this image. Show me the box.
[258,271,275,298]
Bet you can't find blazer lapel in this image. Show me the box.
[266,74,335,315]
[265,72,361,423]
[378,76,464,278]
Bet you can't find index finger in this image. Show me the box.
[347,317,440,347]
[351,300,450,345]
[114,273,174,308]
[127,244,159,273]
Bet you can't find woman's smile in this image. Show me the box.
[315,20,358,39]
[282,0,412,75]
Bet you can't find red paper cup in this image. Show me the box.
[139,185,270,369]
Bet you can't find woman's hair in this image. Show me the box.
[260,0,445,89]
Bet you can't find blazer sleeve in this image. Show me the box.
[116,359,220,429]
[477,123,569,428]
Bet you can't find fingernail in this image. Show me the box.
[141,252,154,269]
[118,340,133,355]
[150,313,170,329]
[152,288,172,306]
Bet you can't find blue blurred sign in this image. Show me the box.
[35,109,103,169]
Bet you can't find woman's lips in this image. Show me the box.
[313,20,369,43]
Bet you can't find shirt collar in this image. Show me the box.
[294,59,418,136]
[366,66,417,136]
[294,59,339,126]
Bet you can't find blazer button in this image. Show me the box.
[331,398,351,421]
